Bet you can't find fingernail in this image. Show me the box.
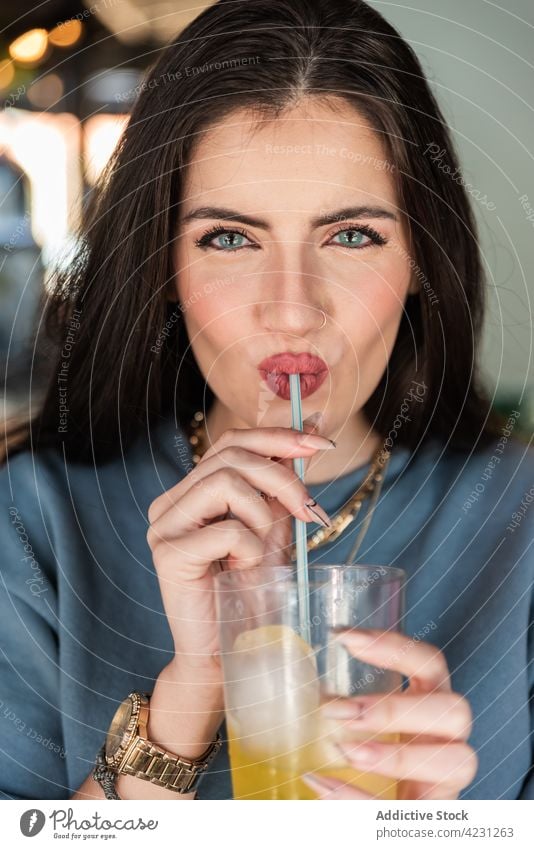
[337,741,379,765]
[304,499,332,528]
[322,700,368,721]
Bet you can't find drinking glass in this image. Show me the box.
[214,564,406,800]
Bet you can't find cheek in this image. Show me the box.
[340,271,409,351]
[180,287,246,361]
[175,253,243,337]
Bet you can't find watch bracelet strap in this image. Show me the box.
[120,733,222,794]
[93,733,222,798]
[94,743,122,800]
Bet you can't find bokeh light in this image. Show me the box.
[0,58,15,92]
[48,20,83,48]
[9,29,49,66]
[27,74,65,109]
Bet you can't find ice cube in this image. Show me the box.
[226,625,320,754]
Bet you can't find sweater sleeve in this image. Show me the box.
[518,584,534,800]
[0,452,69,799]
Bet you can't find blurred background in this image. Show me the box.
[0,0,532,435]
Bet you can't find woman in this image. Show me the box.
[0,0,532,802]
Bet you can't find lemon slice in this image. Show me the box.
[229,624,320,753]
[233,624,315,661]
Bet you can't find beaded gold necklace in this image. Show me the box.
[186,411,391,564]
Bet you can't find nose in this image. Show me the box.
[258,253,329,335]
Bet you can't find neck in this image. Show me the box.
[203,400,383,485]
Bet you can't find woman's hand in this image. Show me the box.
[147,417,332,670]
[144,417,334,756]
[302,628,479,800]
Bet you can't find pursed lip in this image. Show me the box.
[257,352,330,400]
[257,352,329,376]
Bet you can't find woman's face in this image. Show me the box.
[173,98,417,435]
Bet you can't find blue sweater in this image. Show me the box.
[0,416,532,800]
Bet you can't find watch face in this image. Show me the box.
[105,697,134,760]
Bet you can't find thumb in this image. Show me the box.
[302,410,324,433]
[277,411,324,479]
[261,411,325,568]
[301,411,324,479]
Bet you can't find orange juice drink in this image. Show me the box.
[215,565,406,801]
[227,723,399,800]
[223,625,398,799]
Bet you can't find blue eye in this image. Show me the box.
[194,226,256,251]
[329,225,387,249]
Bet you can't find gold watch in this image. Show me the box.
[104,691,222,794]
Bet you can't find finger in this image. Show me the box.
[335,629,451,693]
[149,449,332,536]
[201,424,335,464]
[148,427,334,524]
[321,691,473,741]
[148,465,275,544]
[277,412,324,478]
[397,779,458,800]
[301,772,373,800]
[414,782,460,800]
[335,738,478,789]
[148,462,329,550]
[151,519,264,582]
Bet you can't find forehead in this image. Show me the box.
[181,99,398,212]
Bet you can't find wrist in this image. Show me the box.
[148,661,224,760]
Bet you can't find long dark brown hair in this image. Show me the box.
[3,0,504,466]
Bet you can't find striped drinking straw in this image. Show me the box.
[289,372,311,645]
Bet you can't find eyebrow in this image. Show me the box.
[180,205,398,229]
